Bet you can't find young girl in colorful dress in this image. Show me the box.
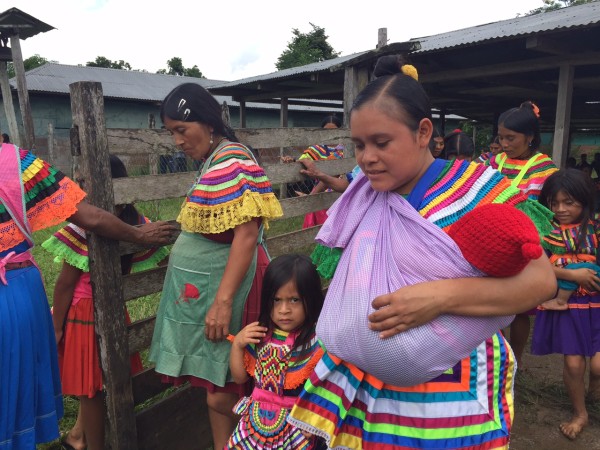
[484,101,558,367]
[43,155,170,450]
[225,254,325,449]
[531,168,600,441]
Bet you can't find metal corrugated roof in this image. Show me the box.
[409,2,600,53]
[17,63,225,101]
[209,51,369,90]
[12,63,343,113]
[0,7,55,40]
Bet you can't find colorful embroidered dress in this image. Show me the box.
[149,141,283,387]
[485,152,558,200]
[0,144,86,449]
[42,220,169,397]
[532,220,600,357]
[287,159,551,450]
[226,329,323,449]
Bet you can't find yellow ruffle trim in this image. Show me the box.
[177,191,283,234]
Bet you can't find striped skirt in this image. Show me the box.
[287,333,515,450]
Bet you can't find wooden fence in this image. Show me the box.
[69,81,356,450]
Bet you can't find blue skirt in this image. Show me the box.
[0,266,63,450]
[531,292,600,357]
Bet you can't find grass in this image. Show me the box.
[34,197,307,449]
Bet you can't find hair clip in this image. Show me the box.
[530,102,540,118]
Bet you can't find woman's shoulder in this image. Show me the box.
[210,141,255,165]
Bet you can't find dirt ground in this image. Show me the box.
[510,344,600,449]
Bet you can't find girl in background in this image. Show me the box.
[226,254,324,449]
[43,155,170,450]
[428,127,444,158]
[532,169,600,440]
[484,101,558,367]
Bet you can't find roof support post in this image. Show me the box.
[10,35,35,149]
[0,60,19,144]
[552,64,574,168]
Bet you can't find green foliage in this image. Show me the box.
[276,23,340,70]
[7,53,48,78]
[527,0,595,15]
[459,121,494,157]
[156,57,205,78]
[86,56,132,70]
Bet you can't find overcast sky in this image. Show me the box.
[15,0,545,82]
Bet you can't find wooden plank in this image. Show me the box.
[70,81,138,450]
[106,127,351,155]
[121,223,326,302]
[131,366,170,406]
[279,192,340,219]
[123,266,168,301]
[128,316,156,355]
[112,158,356,204]
[136,386,211,450]
[266,226,321,258]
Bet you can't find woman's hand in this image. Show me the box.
[136,221,177,246]
[299,159,323,179]
[205,299,233,342]
[233,321,267,349]
[571,267,600,291]
[368,283,443,339]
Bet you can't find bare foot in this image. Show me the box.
[540,298,569,311]
[559,415,588,440]
[61,431,86,450]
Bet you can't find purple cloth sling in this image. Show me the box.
[316,171,514,386]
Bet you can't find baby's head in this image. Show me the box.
[448,203,543,277]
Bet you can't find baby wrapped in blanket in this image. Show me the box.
[315,171,543,386]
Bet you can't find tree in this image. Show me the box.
[276,23,340,70]
[156,57,204,78]
[7,54,48,77]
[527,0,595,15]
[86,56,132,70]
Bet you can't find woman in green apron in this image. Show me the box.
[149,83,283,449]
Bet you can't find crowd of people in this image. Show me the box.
[1,54,599,450]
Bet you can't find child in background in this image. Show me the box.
[532,169,600,440]
[225,254,325,450]
[477,135,501,162]
[43,155,169,450]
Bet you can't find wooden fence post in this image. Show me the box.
[69,81,138,450]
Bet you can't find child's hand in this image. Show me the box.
[233,321,268,349]
[571,267,600,291]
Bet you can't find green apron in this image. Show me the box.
[149,142,258,386]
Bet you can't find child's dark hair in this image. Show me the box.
[539,168,596,252]
[321,114,342,128]
[160,82,239,143]
[110,155,140,274]
[444,130,475,159]
[498,101,541,150]
[258,254,324,354]
[351,55,431,132]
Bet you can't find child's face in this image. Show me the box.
[550,189,583,225]
[352,103,432,195]
[271,279,306,332]
[431,137,444,157]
